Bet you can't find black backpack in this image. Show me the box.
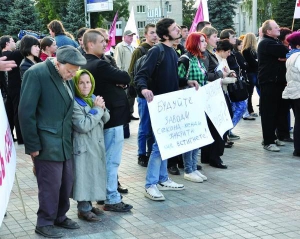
[133,43,165,83]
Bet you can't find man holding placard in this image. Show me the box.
[134,18,199,201]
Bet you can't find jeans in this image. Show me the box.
[104,126,123,204]
[145,137,168,188]
[182,148,199,174]
[231,100,247,128]
[137,97,154,156]
[77,201,92,213]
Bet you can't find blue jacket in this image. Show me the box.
[55,34,78,48]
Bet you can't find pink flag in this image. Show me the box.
[189,1,204,34]
[106,11,118,52]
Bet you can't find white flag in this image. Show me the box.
[294,0,300,18]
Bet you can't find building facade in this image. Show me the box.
[112,0,183,41]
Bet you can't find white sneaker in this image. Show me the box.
[275,139,285,146]
[184,172,203,183]
[144,185,165,201]
[194,170,207,181]
[263,144,280,152]
[158,178,185,190]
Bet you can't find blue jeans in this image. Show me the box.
[145,137,168,188]
[137,97,154,156]
[231,100,247,128]
[104,126,123,204]
[248,72,260,96]
[182,148,199,174]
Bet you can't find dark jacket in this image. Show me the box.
[18,59,74,161]
[20,57,42,79]
[242,48,258,73]
[257,35,289,85]
[83,54,130,129]
[134,43,187,96]
[234,51,248,80]
[203,50,223,82]
[2,50,23,90]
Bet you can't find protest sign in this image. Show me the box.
[148,88,214,160]
[202,79,233,137]
[0,92,16,227]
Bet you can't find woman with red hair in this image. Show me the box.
[177,32,208,183]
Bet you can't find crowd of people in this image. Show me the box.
[0,17,298,238]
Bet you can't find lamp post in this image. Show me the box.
[252,0,257,34]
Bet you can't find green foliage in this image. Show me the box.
[273,0,300,30]
[242,0,279,27]
[182,0,197,28]
[90,0,129,28]
[6,0,42,38]
[62,0,85,36]
[35,0,69,30]
[0,0,12,35]
[208,0,236,31]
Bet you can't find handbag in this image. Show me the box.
[227,79,248,102]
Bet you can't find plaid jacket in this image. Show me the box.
[178,54,207,86]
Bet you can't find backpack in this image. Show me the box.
[133,43,165,84]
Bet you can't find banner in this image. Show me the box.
[86,0,113,13]
[202,79,233,137]
[148,88,214,160]
[147,81,232,160]
[294,0,300,18]
[0,92,16,227]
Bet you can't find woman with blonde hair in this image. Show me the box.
[242,33,260,117]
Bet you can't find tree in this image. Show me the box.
[35,0,69,30]
[273,0,300,30]
[0,0,12,35]
[208,0,236,32]
[242,0,279,28]
[6,0,42,38]
[90,0,129,28]
[182,0,197,28]
[63,0,85,36]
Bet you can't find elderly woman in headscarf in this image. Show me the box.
[72,69,110,222]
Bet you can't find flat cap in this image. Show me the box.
[56,45,86,66]
[123,30,136,36]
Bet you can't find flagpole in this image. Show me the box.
[292,18,295,31]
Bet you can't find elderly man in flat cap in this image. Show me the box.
[19,45,86,238]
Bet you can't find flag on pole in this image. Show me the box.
[189,0,209,34]
[106,11,118,52]
[202,0,209,22]
[189,1,204,34]
[294,0,300,18]
[124,7,140,47]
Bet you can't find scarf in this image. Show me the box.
[286,48,300,59]
[73,69,95,108]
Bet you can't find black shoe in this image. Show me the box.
[54,218,79,229]
[104,202,133,212]
[138,155,149,167]
[130,115,139,120]
[97,200,104,205]
[243,117,255,120]
[293,151,300,157]
[196,165,202,170]
[118,185,128,194]
[225,142,233,148]
[210,162,228,169]
[201,161,209,164]
[35,225,63,238]
[168,165,180,175]
[281,137,294,142]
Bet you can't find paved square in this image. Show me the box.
[2,96,300,239]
